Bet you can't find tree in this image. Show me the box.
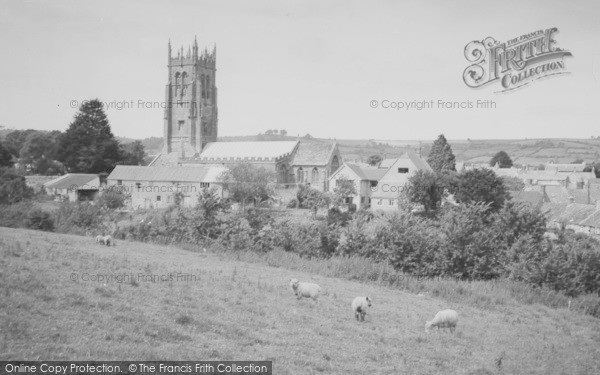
[332,176,357,206]
[19,131,61,174]
[280,129,288,137]
[192,186,230,239]
[0,143,12,167]
[0,173,34,205]
[427,134,456,173]
[218,163,275,210]
[57,99,123,173]
[121,141,146,166]
[449,169,509,212]
[490,151,513,168]
[300,186,331,217]
[367,155,382,166]
[3,129,38,157]
[405,170,445,214]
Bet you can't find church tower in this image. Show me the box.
[162,38,218,157]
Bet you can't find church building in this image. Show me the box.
[149,38,341,191]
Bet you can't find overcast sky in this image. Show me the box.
[1,0,599,141]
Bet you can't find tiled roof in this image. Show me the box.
[198,141,298,162]
[149,152,180,166]
[107,165,220,183]
[569,189,590,204]
[379,159,397,169]
[545,163,586,172]
[544,186,571,203]
[554,204,597,224]
[542,203,569,219]
[44,174,98,190]
[510,191,544,207]
[344,164,387,181]
[405,151,434,172]
[580,210,600,228]
[291,141,337,166]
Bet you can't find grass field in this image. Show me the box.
[1,227,599,374]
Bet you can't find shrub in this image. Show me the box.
[0,201,32,228]
[510,232,600,297]
[53,201,108,234]
[96,187,129,209]
[0,173,34,205]
[26,208,54,231]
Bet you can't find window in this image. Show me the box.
[370,181,378,188]
[135,183,141,190]
[200,182,210,188]
[312,168,319,183]
[345,197,352,204]
[398,167,409,173]
[174,72,180,95]
[360,196,365,203]
[389,200,394,205]
[368,198,371,204]
[117,180,122,186]
[157,196,161,201]
[181,72,188,95]
[377,199,382,205]
[178,120,184,131]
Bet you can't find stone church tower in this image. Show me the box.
[162,38,218,157]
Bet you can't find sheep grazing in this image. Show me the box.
[102,235,114,247]
[352,296,372,322]
[289,278,322,301]
[95,235,104,245]
[425,309,459,333]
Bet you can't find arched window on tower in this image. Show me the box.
[206,76,211,100]
[174,72,181,96]
[181,72,188,96]
[201,74,206,99]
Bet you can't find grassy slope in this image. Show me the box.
[1,227,599,375]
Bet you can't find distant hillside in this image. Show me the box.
[119,135,600,165]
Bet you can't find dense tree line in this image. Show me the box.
[0,99,146,176]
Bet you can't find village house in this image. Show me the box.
[327,163,387,209]
[328,151,433,211]
[370,152,434,212]
[44,174,100,202]
[544,201,600,237]
[106,165,227,209]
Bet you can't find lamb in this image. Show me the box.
[351,296,372,322]
[95,235,105,245]
[289,278,322,301]
[425,309,459,333]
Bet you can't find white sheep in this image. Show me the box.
[289,278,322,301]
[351,296,372,322]
[425,309,459,333]
[102,235,114,246]
[95,235,104,245]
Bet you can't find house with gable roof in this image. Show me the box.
[107,165,228,209]
[328,163,387,209]
[370,151,433,211]
[44,174,100,202]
